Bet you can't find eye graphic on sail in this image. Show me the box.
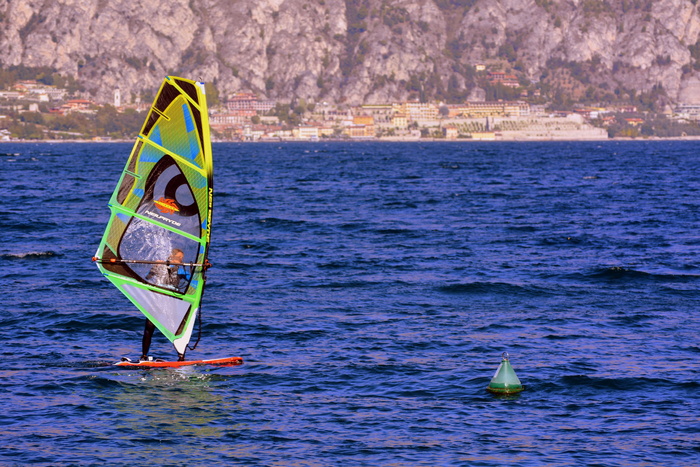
[93,76,213,357]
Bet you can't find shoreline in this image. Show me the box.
[3,135,700,143]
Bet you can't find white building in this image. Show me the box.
[674,103,700,121]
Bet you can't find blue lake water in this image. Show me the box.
[1,140,699,465]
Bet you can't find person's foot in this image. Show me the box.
[177,354,185,361]
[140,355,150,362]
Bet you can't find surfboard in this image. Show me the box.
[114,356,243,368]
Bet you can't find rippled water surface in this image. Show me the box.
[1,141,699,466]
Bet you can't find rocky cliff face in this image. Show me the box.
[2,0,700,105]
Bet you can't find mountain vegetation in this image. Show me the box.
[1,0,700,109]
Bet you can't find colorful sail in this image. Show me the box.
[94,76,213,356]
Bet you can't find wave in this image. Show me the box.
[539,236,586,246]
[578,267,700,283]
[339,222,371,231]
[543,333,590,340]
[252,217,327,233]
[233,242,280,252]
[1,251,62,260]
[436,281,546,296]
[559,375,699,390]
[40,312,142,332]
[507,225,538,233]
[473,323,522,331]
[2,220,59,233]
[62,279,105,289]
[295,177,323,183]
[374,228,420,236]
[45,360,115,369]
[297,279,385,289]
[382,201,418,209]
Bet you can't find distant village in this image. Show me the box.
[2,71,700,141]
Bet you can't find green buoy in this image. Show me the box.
[486,352,524,394]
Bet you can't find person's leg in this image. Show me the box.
[141,320,155,360]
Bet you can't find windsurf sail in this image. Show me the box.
[94,76,213,357]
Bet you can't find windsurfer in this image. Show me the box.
[141,248,191,361]
[145,248,191,290]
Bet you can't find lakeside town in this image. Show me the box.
[3,71,700,142]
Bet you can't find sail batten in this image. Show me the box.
[139,136,207,175]
[168,78,203,110]
[100,271,198,302]
[108,202,206,244]
[95,76,213,353]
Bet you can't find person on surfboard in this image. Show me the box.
[142,248,191,361]
[145,248,191,291]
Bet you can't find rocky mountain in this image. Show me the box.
[2,0,700,106]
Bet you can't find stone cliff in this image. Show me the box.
[2,0,700,105]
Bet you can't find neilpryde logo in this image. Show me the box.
[154,197,179,215]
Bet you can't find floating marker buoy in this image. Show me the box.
[487,352,524,394]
